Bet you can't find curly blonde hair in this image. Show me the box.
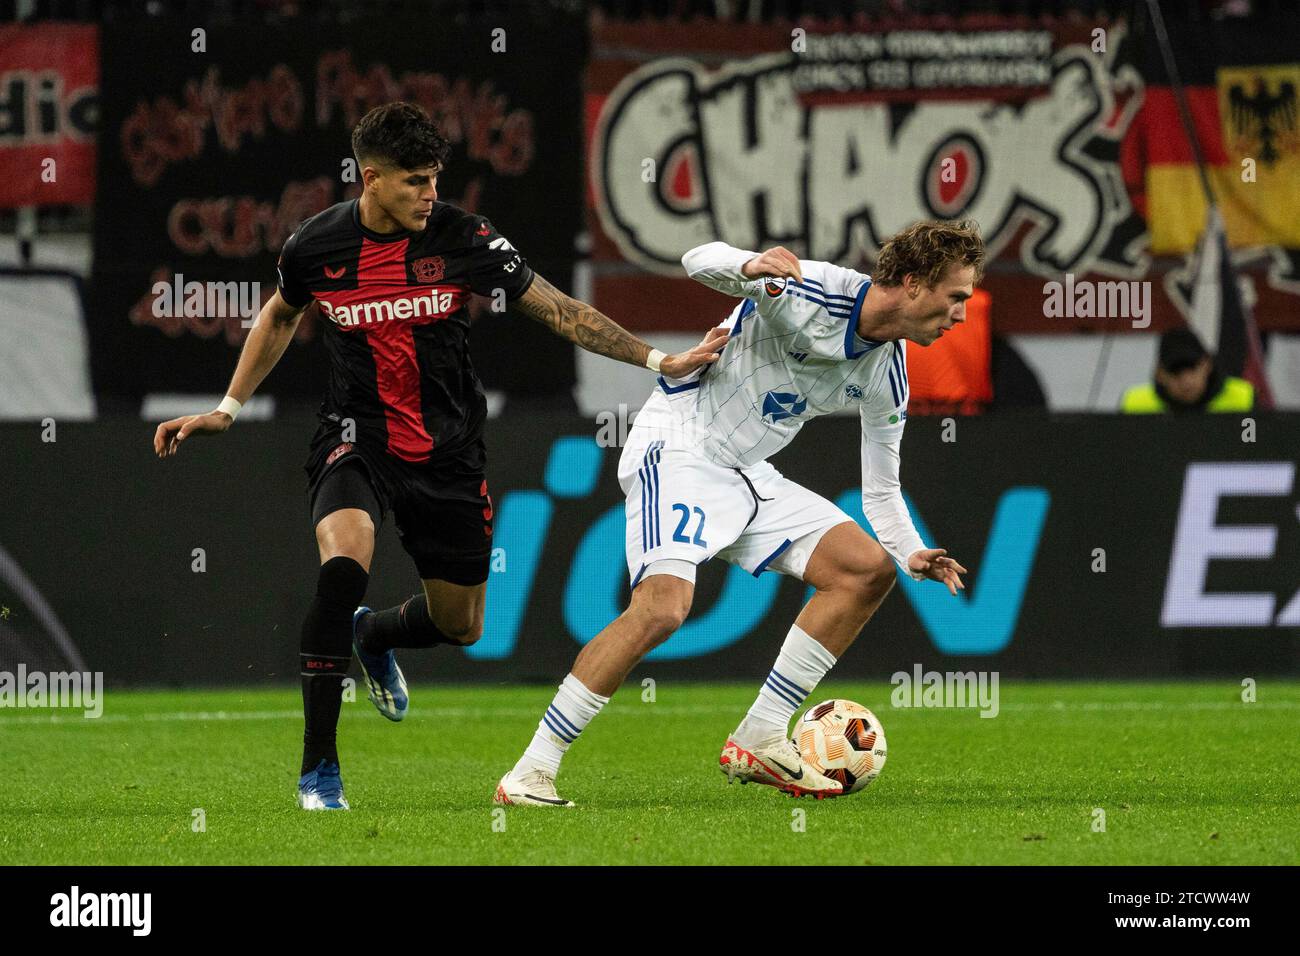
[873,220,985,288]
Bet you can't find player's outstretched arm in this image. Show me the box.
[510,272,725,378]
[153,290,305,459]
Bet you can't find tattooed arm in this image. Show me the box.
[510,273,725,378]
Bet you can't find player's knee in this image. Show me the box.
[639,606,687,643]
[429,601,484,646]
[856,550,896,603]
[822,550,894,608]
[316,509,375,565]
[627,580,691,643]
[444,619,483,646]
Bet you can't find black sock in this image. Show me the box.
[300,556,368,776]
[358,593,459,653]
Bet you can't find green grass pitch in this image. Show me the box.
[2,681,1296,865]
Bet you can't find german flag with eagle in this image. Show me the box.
[1125,11,1298,254]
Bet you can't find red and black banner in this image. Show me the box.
[0,23,98,208]
[89,15,585,401]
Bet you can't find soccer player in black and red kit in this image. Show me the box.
[153,102,725,809]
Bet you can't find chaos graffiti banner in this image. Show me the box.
[585,16,1300,339]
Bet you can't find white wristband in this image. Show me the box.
[216,396,243,421]
[646,348,666,373]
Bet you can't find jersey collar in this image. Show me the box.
[845,278,885,358]
[351,199,416,243]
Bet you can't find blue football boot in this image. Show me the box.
[297,759,349,810]
[352,606,409,722]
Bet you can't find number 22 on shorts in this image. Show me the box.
[671,504,708,547]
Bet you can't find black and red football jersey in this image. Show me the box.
[276,199,534,463]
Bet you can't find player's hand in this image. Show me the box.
[153,411,233,459]
[740,246,803,284]
[907,548,967,596]
[658,325,729,379]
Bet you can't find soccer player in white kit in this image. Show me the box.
[496,220,983,805]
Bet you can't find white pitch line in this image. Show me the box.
[0,699,1295,726]
[0,709,303,726]
[1001,700,1299,711]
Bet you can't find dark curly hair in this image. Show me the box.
[873,219,985,288]
[351,102,451,172]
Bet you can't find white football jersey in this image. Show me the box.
[631,241,926,575]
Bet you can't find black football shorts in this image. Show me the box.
[305,425,494,586]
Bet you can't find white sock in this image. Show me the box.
[741,624,838,739]
[515,673,610,775]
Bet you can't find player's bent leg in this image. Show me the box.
[495,570,695,808]
[572,570,693,696]
[723,522,895,799]
[298,507,376,810]
[353,577,487,722]
[358,577,486,652]
[420,577,486,647]
[794,521,896,657]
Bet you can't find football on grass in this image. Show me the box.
[792,699,888,794]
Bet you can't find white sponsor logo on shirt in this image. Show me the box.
[320,290,458,328]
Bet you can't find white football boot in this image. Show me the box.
[493,767,575,808]
[720,721,843,799]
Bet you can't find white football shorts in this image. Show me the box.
[617,432,854,587]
